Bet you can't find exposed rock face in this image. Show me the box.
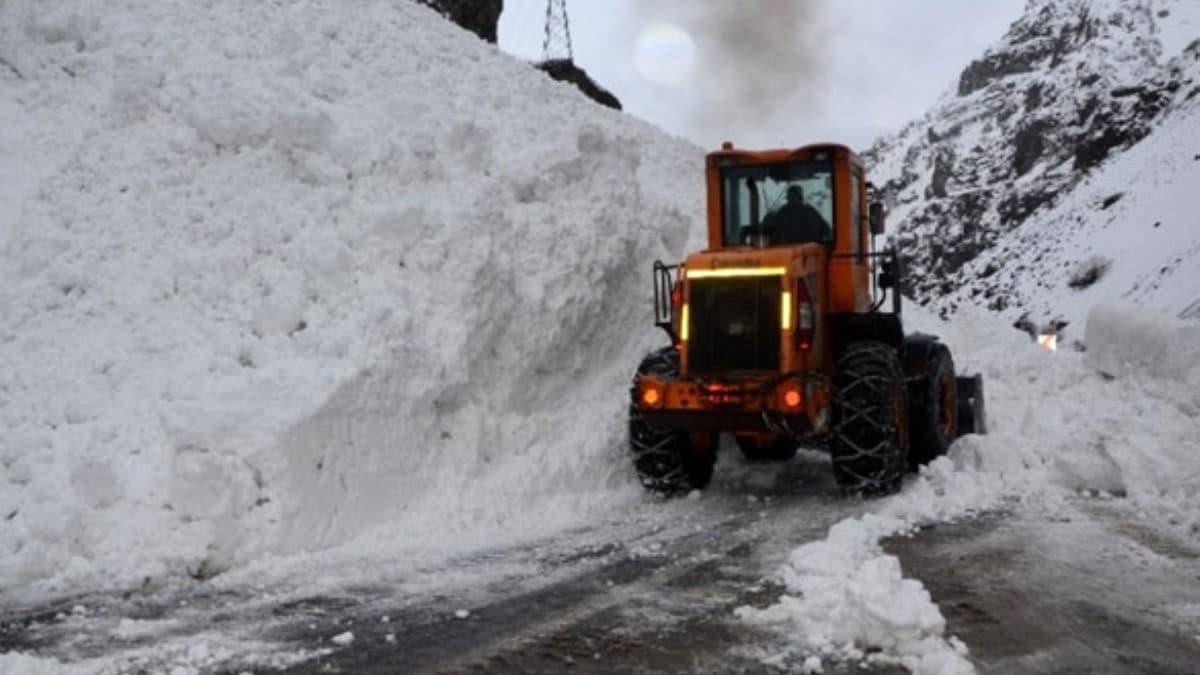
[413,1,623,111]
[537,59,623,111]
[864,0,1199,314]
[417,0,502,43]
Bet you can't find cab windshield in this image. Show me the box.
[721,161,834,247]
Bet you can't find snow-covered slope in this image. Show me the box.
[941,95,1200,332]
[866,0,1200,330]
[0,0,702,595]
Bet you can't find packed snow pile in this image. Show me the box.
[1086,301,1200,381]
[0,0,702,594]
[926,300,1200,533]
[738,507,974,675]
[866,0,1200,327]
[744,301,1200,671]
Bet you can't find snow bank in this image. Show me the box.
[924,302,1200,522]
[0,0,701,594]
[1085,300,1200,382]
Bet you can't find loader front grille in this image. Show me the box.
[688,277,781,374]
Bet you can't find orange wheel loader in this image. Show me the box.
[629,143,986,496]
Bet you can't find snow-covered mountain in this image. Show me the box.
[0,0,702,595]
[866,0,1200,333]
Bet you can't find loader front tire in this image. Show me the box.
[629,347,715,495]
[830,342,908,496]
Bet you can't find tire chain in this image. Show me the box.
[830,343,905,494]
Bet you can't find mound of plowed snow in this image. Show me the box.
[1086,301,1200,382]
[0,0,701,594]
[922,302,1200,530]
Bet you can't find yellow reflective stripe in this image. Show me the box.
[686,267,787,280]
[681,303,690,342]
[781,291,792,331]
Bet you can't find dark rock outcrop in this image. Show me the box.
[413,1,622,111]
[536,59,623,110]
[417,0,503,43]
[1012,119,1053,176]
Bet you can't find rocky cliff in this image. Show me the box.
[417,0,502,43]
[865,0,1200,328]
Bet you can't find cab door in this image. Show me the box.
[827,156,872,313]
[850,167,872,310]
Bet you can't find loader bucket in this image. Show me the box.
[955,374,987,436]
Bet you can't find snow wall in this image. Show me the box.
[0,0,703,593]
[934,301,1200,531]
[1086,301,1200,382]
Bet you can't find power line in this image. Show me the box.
[542,0,573,62]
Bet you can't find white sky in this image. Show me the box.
[500,1,1026,152]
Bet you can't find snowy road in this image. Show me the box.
[1,452,865,673]
[281,455,856,675]
[1,452,867,673]
[888,498,1200,674]
[5,451,1200,673]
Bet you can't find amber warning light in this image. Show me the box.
[778,381,804,411]
[639,379,665,408]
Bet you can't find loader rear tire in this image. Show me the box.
[629,347,715,495]
[908,344,957,469]
[830,342,908,496]
[736,435,799,462]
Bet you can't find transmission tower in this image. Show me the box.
[542,0,573,62]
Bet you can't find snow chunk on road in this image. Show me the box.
[739,461,985,674]
[738,515,971,673]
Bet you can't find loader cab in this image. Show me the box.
[719,160,835,248]
[705,143,869,254]
[704,143,877,314]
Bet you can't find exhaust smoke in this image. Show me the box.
[631,1,830,148]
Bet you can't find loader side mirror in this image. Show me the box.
[869,202,886,236]
[878,259,896,290]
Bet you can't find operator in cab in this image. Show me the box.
[764,185,831,244]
